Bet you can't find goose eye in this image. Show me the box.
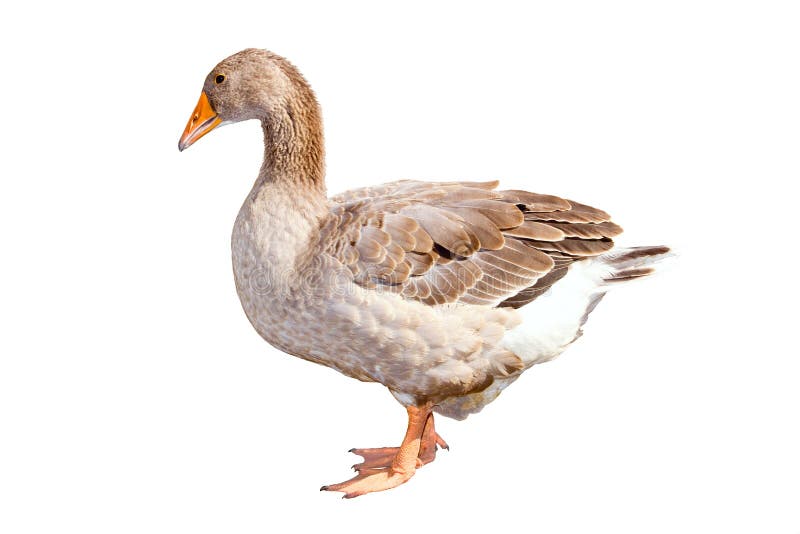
[215,74,226,84]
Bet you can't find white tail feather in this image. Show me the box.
[501,245,672,367]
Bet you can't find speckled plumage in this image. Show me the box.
[186,50,667,420]
[181,49,670,495]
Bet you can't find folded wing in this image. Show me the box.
[324,180,623,308]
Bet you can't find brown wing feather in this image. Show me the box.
[324,180,623,307]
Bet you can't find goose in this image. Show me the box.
[179,48,670,498]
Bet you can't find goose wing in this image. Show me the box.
[324,180,622,307]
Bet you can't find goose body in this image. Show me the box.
[180,48,670,497]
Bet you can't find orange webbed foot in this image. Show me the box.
[321,406,448,498]
[321,467,416,499]
[349,447,405,471]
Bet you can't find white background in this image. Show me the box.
[2,1,798,532]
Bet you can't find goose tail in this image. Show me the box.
[596,245,674,284]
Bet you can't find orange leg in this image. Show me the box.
[349,412,448,471]
[321,405,446,498]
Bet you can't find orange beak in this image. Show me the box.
[178,91,222,151]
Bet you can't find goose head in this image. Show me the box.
[179,48,314,151]
[179,49,325,188]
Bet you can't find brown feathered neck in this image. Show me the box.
[257,53,326,194]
